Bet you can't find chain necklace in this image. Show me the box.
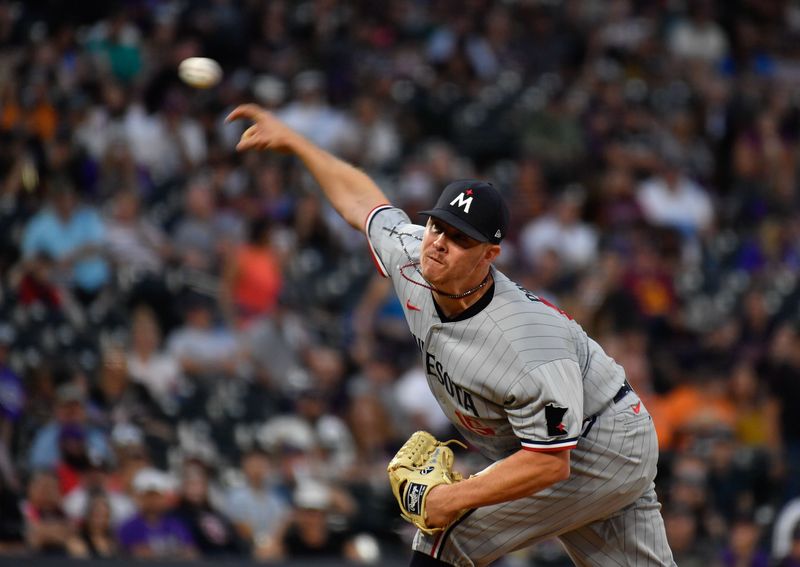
[390,226,492,299]
[399,262,491,298]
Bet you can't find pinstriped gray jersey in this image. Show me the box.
[366,206,628,461]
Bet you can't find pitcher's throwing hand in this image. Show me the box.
[227,104,298,153]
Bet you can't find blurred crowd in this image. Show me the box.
[1,0,800,565]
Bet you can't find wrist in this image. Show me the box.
[432,482,461,514]
[286,130,311,155]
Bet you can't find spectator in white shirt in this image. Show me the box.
[225,446,289,556]
[519,184,598,273]
[636,154,714,238]
[668,1,729,65]
[773,497,800,563]
[394,363,452,437]
[277,71,351,153]
[104,189,171,277]
[126,306,184,414]
[339,95,400,171]
[171,175,243,274]
[166,294,242,381]
[63,456,136,528]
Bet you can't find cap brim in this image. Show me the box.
[418,210,489,242]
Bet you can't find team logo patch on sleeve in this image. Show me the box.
[405,483,427,515]
[545,404,569,437]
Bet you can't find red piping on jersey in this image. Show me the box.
[363,204,392,277]
[367,241,387,277]
[521,444,576,453]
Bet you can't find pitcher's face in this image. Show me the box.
[420,218,498,293]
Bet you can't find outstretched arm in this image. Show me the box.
[227,104,390,231]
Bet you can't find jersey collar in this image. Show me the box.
[433,282,495,323]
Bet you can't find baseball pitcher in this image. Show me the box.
[228,104,676,567]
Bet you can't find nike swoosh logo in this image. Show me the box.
[631,401,641,415]
[406,299,421,311]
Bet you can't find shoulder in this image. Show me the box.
[364,205,423,277]
[486,275,578,357]
[25,209,54,230]
[489,274,571,326]
[364,205,415,235]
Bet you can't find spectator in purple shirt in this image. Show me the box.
[719,515,770,567]
[0,326,23,430]
[0,325,23,490]
[117,468,196,559]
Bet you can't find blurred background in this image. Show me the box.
[1,0,800,565]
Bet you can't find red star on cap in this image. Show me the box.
[466,189,473,196]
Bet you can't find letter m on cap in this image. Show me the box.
[450,192,473,213]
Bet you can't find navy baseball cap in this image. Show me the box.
[419,179,509,244]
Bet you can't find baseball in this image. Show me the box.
[178,57,222,89]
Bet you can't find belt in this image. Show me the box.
[612,379,633,404]
[581,380,634,438]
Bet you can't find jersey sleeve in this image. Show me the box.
[364,205,421,278]
[504,359,584,452]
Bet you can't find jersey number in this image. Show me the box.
[455,410,495,436]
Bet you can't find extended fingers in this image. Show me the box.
[225,103,265,123]
[236,135,262,151]
[235,123,268,151]
[228,104,292,153]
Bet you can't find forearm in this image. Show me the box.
[436,449,570,513]
[228,104,390,231]
[288,135,388,230]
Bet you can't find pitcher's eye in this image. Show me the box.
[452,233,479,248]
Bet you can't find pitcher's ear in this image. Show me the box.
[484,244,501,263]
